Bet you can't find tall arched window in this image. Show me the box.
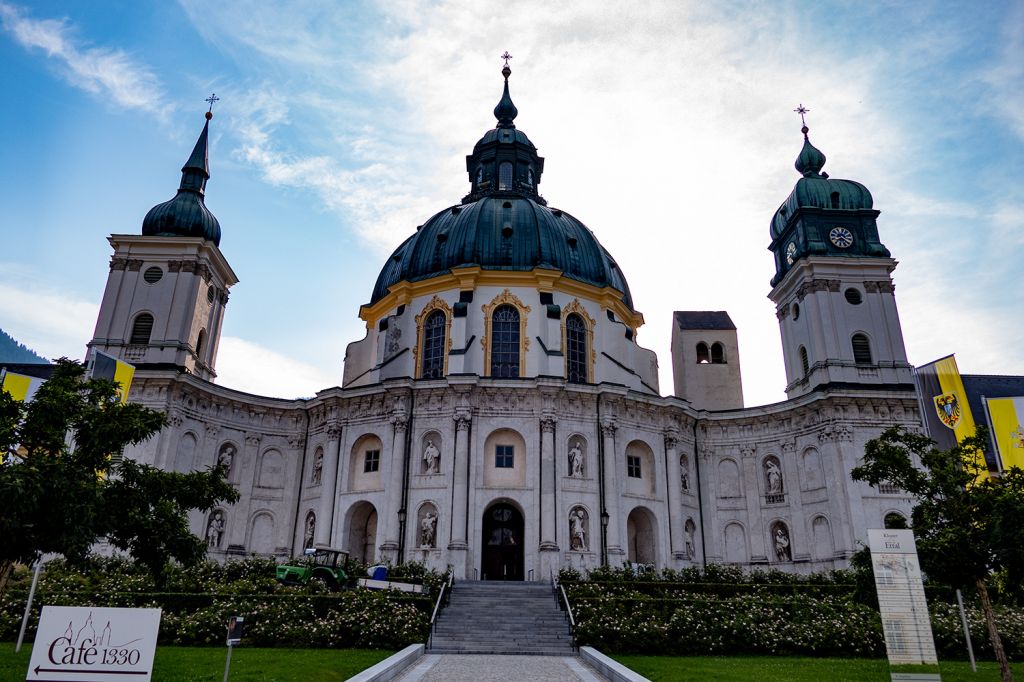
[711,342,726,364]
[498,162,513,191]
[490,304,520,377]
[696,342,710,364]
[565,313,587,383]
[799,346,809,377]
[130,313,154,344]
[852,333,873,365]
[421,309,447,379]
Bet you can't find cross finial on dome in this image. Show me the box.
[794,103,810,135]
[494,52,518,128]
[205,93,220,120]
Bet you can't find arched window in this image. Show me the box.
[799,346,809,377]
[830,191,840,209]
[195,328,207,359]
[490,305,520,377]
[884,512,908,529]
[499,162,513,191]
[566,313,587,383]
[711,342,725,364]
[475,166,484,185]
[696,342,710,364]
[852,333,873,365]
[421,310,447,379]
[130,313,154,345]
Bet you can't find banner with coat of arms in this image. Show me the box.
[914,354,986,479]
[985,396,1024,471]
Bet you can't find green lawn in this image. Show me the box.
[611,654,1024,681]
[1,642,393,681]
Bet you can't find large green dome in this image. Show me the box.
[370,196,633,308]
[370,65,633,310]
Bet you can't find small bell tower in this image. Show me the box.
[88,99,238,380]
[767,106,912,398]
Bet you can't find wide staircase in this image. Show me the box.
[429,581,575,656]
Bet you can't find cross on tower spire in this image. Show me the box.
[794,103,810,135]
[205,93,220,119]
[500,51,513,67]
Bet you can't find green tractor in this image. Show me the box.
[276,546,350,590]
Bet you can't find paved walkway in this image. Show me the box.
[396,654,608,682]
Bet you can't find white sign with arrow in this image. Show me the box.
[26,606,161,681]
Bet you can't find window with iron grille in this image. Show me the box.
[364,449,380,473]
[130,313,154,344]
[627,455,641,478]
[495,444,514,468]
[566,313,587,383]
[421,310,446,378]
[490,305,520,377]
[852,333,873,365]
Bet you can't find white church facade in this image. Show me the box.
[87,67,919,580]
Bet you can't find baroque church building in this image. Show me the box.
[88,66,920,580]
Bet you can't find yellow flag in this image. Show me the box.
[1,371,45,402]
[90,350,136,404]
[986,397,1024,471]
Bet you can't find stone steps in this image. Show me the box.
[428,580,575,656]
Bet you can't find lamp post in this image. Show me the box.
[600,510,610,567]
[397,508,407,564]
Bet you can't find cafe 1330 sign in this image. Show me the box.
[27,606,161,681]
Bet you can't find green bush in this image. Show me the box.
[0,556,438,649]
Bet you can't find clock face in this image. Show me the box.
[829,226,854,248]
[785,242,796,265]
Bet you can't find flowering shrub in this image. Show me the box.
[1,556,437,649]
[561,565,1023,659]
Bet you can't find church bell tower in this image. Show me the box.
[88,103,238,380]
[767,110,912,399]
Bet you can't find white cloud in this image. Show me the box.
[0,276,97,361]
[0,2,167,116]
[214,336,336,399]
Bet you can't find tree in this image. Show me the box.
[0,358,239,597]
[852,426,1024,682]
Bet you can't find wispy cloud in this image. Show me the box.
[215,336,336,398]
[0,1,167,116]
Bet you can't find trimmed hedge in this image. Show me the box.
[560,566,1023,659]
[1,557,440,649]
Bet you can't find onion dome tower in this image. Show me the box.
[767,107,911,398]
[89,100,237,382]
[142,109,222,245]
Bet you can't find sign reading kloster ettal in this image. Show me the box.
[867,529,940,682]
[26,606,161,682]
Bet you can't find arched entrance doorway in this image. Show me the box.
[626,507,656,567]
[347,502,378,565]
[481,502,524,581]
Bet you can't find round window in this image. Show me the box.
[844,288,863,305]
[792,303,800,321]
[143,266,163,284]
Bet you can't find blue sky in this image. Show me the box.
[1,0,1021,406]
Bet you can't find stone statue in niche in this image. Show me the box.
[680,454,690,492]
[765,458,783,495]
[384,315,402,357]
[773,525,791,561]
[420,511,437,548]
[684,520,696,560]
[568,441,584,478]
[206,511,224,549]
[423,440,440,474]
[304,515,316,549]
[217,444,235,472]
[311,450,323,485]
[569,508,588,551]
